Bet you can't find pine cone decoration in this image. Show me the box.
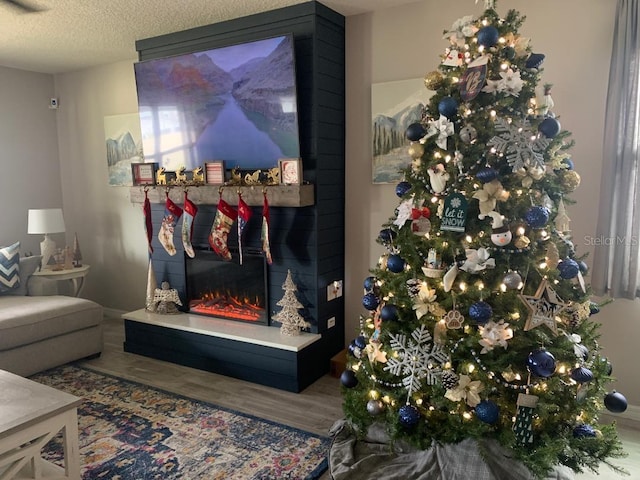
[406,278,421,297]
[441,370,459,390]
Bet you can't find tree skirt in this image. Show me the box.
[329,419,575,480]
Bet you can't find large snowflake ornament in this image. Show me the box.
[383,324,449,396]
[488,118,551,171]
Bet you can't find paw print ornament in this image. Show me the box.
[443,309,464,329]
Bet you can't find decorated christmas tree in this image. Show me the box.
[340,2,626,477]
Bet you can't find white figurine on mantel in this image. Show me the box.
[273,270,310,336]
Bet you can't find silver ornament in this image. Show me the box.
[367,399,385,416]
[459,125,477,144]
[503,271,522,290]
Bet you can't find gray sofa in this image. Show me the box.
[0,248,103,377]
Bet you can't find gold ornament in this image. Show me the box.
[514,235,530,250]
[424,70,445,90]
[519,279,567,336]
[560,170,581,192]
[408,142,425,159]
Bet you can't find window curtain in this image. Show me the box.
[592,0,640,299]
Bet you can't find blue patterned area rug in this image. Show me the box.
[31,365,330,479]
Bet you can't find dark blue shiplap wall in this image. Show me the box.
[137,2,345,360]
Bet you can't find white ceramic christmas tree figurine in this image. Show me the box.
[273,270,310,336]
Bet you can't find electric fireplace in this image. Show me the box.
[186,248,268,325]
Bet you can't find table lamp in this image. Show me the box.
[27,208,66,269]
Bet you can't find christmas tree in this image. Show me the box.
[341,2,626,477]
[273,270,310,336]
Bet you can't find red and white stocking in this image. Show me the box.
[209,197,237,261]
[158,195,183,256]
[182,192,198,258]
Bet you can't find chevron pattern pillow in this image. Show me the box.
[0,242,20,293]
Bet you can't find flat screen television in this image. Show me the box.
[134,34,300,171]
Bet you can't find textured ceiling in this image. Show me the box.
[0,0,418,74]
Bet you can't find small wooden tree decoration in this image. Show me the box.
[273,269,310,336]
[72,232,83,267]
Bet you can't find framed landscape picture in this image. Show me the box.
[371,78,432,184]
[104,113,144,186]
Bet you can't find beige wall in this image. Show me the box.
[0,66,62,252]
[48,0,640,407]
[54,60,147,310]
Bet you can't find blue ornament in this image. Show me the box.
[527,349,556,377]
[558,258,580,279]
[406,122,426,142]
[526,53,546,69]
[477,26,499,47]
[399,404,420,427]
[363,276,376,291]
[380,304,399,322]
[362,292,380,311]
[570,366,594,384]
[340,369,358,388]
[387,254,405,273]
[347,340,363,358]
[538,117,561,138]
[438,96,459,119]
[354,335,367,349]
[395,181,412,197]
[563,157,574,170]
[573,424,597,438]
[475,400,500,424]
[469,301,493,325]
[379,228,397,243]
[604,391,628,413]
[603,358,613,376]
[524,206,550,228]
[476,167,499,183]
[578,261,589,275]
[589,302,600,315]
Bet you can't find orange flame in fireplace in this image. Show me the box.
[189,290,264,322]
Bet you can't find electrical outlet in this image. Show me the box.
[327,280,343,301]
[327,317,336,328]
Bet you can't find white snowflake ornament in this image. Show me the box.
[383,325,449,396]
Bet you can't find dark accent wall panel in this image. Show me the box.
[136,2,345,365]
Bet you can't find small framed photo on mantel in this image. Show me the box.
[279,158,302,185]
[131,162,158,186]
[205,161,225,185]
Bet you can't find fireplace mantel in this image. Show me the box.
[129,184,314,207]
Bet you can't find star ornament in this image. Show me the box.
[519,279,567,336]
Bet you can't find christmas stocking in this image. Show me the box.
[513,393,539,444]
[209,197,237,261]
[158,195,183,256]
[261,192,273,265]
[237,193,252,265]
[143,189,153,255]
[182,192,198,258]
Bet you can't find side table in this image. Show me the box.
[31,265,90,297]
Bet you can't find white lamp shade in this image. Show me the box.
[27,208,66,234]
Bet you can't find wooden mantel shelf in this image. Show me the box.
[129,184,314,207]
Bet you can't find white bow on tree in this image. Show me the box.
[424,115,455,150]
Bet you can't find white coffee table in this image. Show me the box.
[0,370,81,479]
